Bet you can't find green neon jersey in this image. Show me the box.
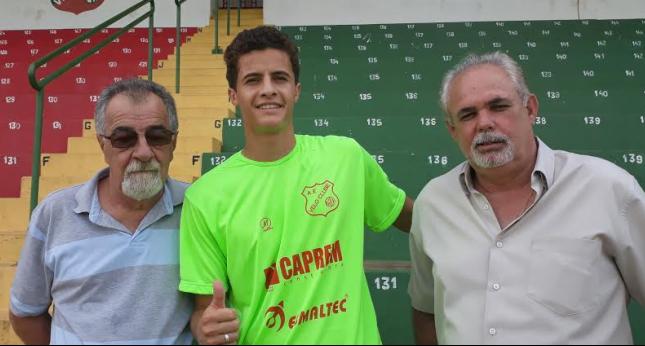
[179,135,405,344]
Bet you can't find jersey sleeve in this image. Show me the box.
[10,204,53,317]
[358,142,406,232]
[179,193,229,295]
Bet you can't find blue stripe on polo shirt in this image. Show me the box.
[51,325,193,345]
[45,227,179,282]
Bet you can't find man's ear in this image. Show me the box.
[228,87,238,106]
[445,116,457,141]
[526,93,539,123]
[97,135,110,165]
[97,135,105,151]
[294,82,302,102]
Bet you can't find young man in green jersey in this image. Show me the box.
[179,25,414,345]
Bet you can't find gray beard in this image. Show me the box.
[121,160,164,201]
[122,172,163,201]
[470,132,515,168]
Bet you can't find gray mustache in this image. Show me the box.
[125,160,160,174]
[473,132,509,147]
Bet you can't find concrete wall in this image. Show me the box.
[264,0,645,26]
[0,0,211,30]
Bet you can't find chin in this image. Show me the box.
[256,119,290,132]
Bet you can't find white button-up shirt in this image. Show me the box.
[409,139,645,344]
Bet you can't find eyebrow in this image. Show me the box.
[456,107,477,118]
[241,70,292,81]
[455,96,512,117]
[241,72,262,81]
[487,97,511,106]
[271,70,291,78]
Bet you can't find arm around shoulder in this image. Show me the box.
[412,308,437,345]
[393,196,414,233]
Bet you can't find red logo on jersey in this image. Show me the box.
[51,0,105,15]
[265,296,349,332]
[265,301,286,331]
[264,240,344,290]
[301,180,339,216]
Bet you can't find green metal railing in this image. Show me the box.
[213,5,224,54]
[238,0,242,27]
[27,0,156,214]
[175,0,187,93]
[227,1,232,35]
[178,0,242,91]
[176,0,244,89]
[225,0,242,35]
[213,0,243,54]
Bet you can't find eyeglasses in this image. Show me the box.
[101,126,176,149]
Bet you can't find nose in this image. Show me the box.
[476,109,496,132]
[131,133,154,162]
[260,75,277,97]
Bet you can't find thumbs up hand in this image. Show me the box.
[196,281,240,345]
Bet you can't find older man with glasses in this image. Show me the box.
[9,78,194,344]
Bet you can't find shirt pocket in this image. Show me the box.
[527,237,601,316]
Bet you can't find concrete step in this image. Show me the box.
[0,232,24,266]
[0,265,17,313]
[151,68,225,79]
[169,87,229,95]
[174,94,231,109]
[154,75,229,88]
[157,58,225,70]
[40,152,204,178]
[19,174,197,206]
[82,108,233,134]
[67,135,221,155]
[0,199,28,232]
[176,107,233,118]
[0,308,22,345]
[20,176,93,203]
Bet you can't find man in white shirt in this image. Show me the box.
[408,51,645,344]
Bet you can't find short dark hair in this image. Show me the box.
[224,25,300,90]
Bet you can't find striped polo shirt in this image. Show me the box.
[10,169,193,344]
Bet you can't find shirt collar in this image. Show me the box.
[459,137,554,196]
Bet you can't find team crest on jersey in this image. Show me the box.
[51,0,105,15]
[301,180,339,216]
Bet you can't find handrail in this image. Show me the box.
[227,0,232,35]
[238,0,241,27]
[213,6,223,54]
[27,0,156,214]
[175,0,187,93]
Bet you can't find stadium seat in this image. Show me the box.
[0,27,200,197]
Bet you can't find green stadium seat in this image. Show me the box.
[365,269,414,345]
[209,19,645,343]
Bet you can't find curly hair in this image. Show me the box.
[224,25,300,90]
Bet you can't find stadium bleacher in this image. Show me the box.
[201,18,645,344]
[0,27,198,197]
[0,7,643,344]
